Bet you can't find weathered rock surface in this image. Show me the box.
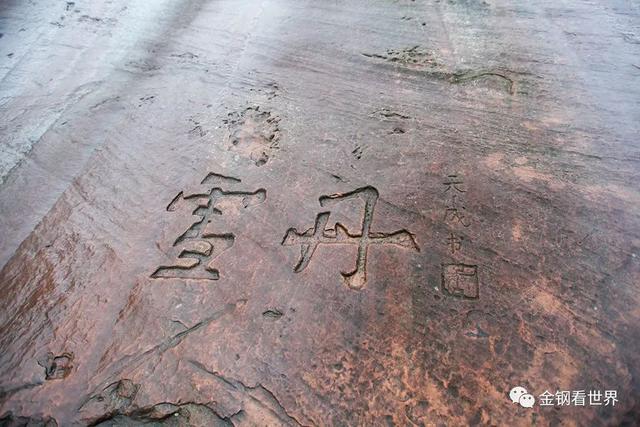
[1,0,639,425]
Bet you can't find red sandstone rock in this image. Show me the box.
[1,0,639,425]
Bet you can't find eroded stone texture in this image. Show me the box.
[1,0,639,426]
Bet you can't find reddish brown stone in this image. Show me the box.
[0,0,639,425]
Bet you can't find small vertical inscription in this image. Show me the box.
[441,173,479,299]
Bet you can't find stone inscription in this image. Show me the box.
[282,186,419,290]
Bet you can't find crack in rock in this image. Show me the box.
[187,360,310,427]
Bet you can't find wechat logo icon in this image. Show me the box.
[510,386,535,408]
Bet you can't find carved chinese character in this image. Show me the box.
[443,194,470,227]
[442,174,466,193]
[446,232,464,254]
[152,173,266,280]
[283,186,419,290]
[441,263,479,299]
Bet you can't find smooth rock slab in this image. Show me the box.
[0,0,639,425]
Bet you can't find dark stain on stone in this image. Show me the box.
[37,352,74,380]
[262,309,284,320]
